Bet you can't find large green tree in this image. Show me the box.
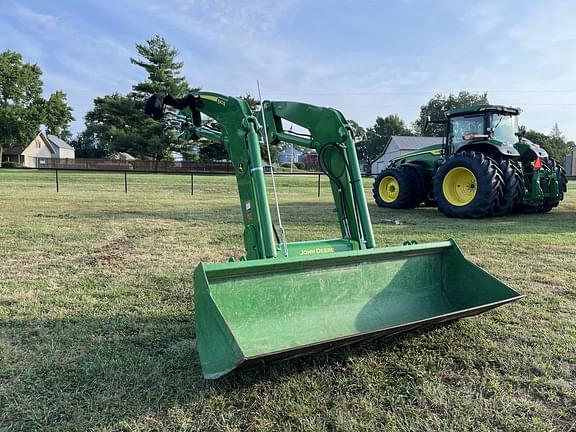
[83,93,165,159]
[356,114,412,163]
[524,123,574,161]
[0,50,73,165]
[44,90,74,139]
[130,35,190,99]
[414,91,489,136]
[69,124,108,158]
[79,35,194,165]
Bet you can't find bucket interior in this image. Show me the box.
[195,241,521,377]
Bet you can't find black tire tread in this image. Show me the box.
[491,157,523,217]
[432,151,503,218]
[373,166,424,209]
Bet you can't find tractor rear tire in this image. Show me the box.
[538,158,568,213]
[373,166,424,209]
[491,157,523,217]
[433,151,503,218]
[403,164,429,204]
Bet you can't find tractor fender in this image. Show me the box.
[400,162,430,178]
[457,141,520,157]
[520,139,549,159]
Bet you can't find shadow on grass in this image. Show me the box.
[215,319,463,390]
[1,311,463,429]
[70,200,576,236]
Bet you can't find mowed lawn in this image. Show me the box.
[0,169,575,432]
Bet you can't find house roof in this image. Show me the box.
[373,136,445,163]
[390,136,444,150]
[110,152,136,161]
[46,134,74,150]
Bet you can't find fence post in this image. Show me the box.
[191,172,194,196]
[317,173,321,198]
[55,169,59,192]
[124,171,128,194]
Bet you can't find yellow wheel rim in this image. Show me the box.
[442,167,477,206]
[379,176,400,203]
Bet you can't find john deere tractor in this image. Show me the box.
[373,105,568,218]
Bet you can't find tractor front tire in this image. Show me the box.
[373,166,424,209]
[433,151,503,218]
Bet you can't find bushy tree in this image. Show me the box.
[44,91,73,139]
[524,123,573,161]
[78,35,195,166]
[348,120,366,141]
[415,91,489,136]
[69,125,107,158]
[199,141,227,161]
[130,35,190,99]
[240,93,260,111]
[356,114,413,163]
[0,50,73,165]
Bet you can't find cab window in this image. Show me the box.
[450,115,484,145]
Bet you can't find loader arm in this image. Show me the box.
[258,100,374,249]
[148,91,276,260]
[147,92,375,259]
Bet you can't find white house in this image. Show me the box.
[20,133,75,168]
[277,145,304,165]
[370,136,444,175]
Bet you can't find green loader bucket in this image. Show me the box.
[194,240,522,379]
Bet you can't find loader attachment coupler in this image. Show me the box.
[195,240,522,379]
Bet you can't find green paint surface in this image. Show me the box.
[195,241,522,378]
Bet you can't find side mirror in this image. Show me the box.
[422,115,430,134]
[515,126,527,139]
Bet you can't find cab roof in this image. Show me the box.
[446,104,521,117]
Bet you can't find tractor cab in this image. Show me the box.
[445,105,521,157]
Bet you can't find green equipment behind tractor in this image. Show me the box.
[146,92,522,379]
[373,105,568,218]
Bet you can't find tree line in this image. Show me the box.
[356,92,575,163]
[1,36,574,167]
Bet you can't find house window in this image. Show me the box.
[36,140,40,149]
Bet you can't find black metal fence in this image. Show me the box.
[40,158,235,173]
[45,168,328,197]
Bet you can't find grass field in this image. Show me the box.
[0,169,575,431]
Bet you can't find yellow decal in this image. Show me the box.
[299,247,335,256]
[397,148,442,160]
[200,95,226,106]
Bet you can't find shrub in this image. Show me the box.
[280,162,305,170]
[1,161,22,168]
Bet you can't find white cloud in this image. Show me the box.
[2,0,575,140]
[9,2,60,29]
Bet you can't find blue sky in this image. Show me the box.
[1,0,576,140]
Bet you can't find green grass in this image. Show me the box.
[0,168,575,431]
